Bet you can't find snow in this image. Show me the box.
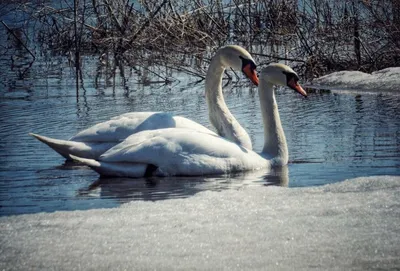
[309,67,400,93]
[1,176,399,270]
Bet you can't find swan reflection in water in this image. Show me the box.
[77,166,289,203]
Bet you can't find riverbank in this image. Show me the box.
[1,175,399,270]
[309,67,400,93]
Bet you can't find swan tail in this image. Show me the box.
[69,155,149,178]
[30,133,78,160]
[69,155,101,167]
[29,133,109,160]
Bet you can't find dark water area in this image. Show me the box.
[1,40,400,216]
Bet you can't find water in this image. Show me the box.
[1,48,399,216]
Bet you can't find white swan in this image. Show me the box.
[30,45,258,160]
[70,63,307,177]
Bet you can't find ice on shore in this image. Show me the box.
[1,176,399,270]
[309,67,400,93]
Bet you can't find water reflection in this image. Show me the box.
[77,166,289,204]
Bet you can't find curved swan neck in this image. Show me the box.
[205,57,225,103]
[205,54,252,150]
[258,80,288,165]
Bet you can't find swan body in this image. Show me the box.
[30,45,258,160]
[71,128,266,177]
[71,63,307,177]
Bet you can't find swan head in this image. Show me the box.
[261,63,307,97]
[217,45,259,86]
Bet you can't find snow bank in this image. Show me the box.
[309,67,400,93]
[1,176,399,270]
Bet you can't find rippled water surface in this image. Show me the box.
[1,52,399,216]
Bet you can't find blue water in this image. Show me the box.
[0,44,399,216]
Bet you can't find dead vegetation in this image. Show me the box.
[1,0,400,86]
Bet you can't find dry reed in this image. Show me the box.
[2,0,399,84]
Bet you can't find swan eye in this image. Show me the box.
[239,56,257,71]
[282,71,299,83]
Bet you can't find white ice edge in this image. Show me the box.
[308,67,400,93]
[1,175,400,270]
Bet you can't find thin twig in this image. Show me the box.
[251,52,306,63]
[128,0,169,46]
[1,20,36,60]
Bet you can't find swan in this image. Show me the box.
[70,63,307,177]
[30,45,258,160]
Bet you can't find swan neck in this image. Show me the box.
[205,57,225,101]
[258,81,288,165]
[205,55,252,150]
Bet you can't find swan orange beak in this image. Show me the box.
[242,64,259,86]
[288,78,307,97]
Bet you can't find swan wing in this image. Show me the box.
[70,112,215,143]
